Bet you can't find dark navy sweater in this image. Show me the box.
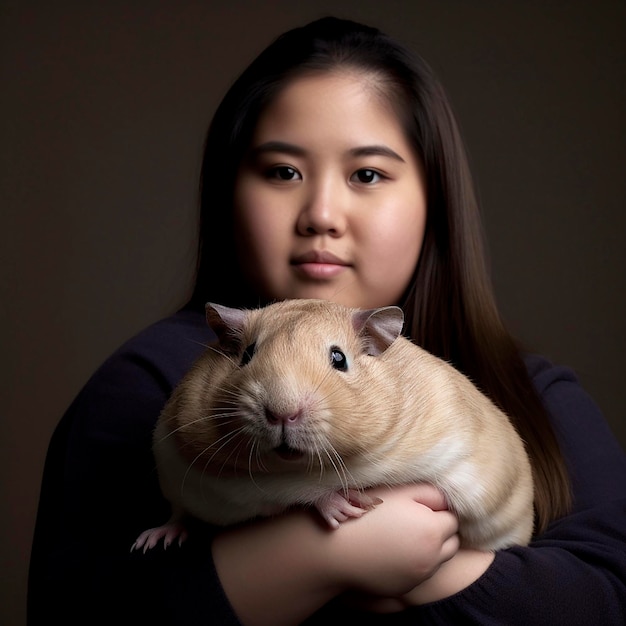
[28,307,626,625]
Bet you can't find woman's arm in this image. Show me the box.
[361,358,626,624]
[289,357,626,625]
[28,311,243,626]
[213,483,459,626]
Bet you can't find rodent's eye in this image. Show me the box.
[240,342,256,367]
[330,347,348,372]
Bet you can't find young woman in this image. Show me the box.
[28,16,626,625]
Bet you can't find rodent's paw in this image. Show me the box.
[130,521,189,553]
[315,489,381,529]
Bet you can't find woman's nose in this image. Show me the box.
[296,180,347,237]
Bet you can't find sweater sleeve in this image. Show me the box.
[400,355,626,625]
[27,309,242,626]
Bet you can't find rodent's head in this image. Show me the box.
[202,299,407,465]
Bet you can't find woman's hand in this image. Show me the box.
[336,484,495,613]
[331,483,460,598]
[212,483,460,626]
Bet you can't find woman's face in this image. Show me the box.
[233,70,427,309]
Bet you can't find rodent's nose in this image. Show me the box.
[265,409,302,425]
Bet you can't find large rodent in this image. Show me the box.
[133,298,534,552]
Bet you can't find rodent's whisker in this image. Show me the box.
[203,425,248,460]
[185,338,214,350]
[204,345,239,368]
[206,437,247,485]
[309,442,324,478]
[304,440,322,479]
[254,443,269,473]
[156,410,239,444]
[247,441,270,493]
[323,441,353,495]
[180,427,250,498]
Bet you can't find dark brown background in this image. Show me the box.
[2,2,624,624]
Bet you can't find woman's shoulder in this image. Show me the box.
[112,305,213,360]
[523,352,580,391]
[523,352,626,508]
[60,307,215,440]
[93,306,214,390]
[522,352,610,429]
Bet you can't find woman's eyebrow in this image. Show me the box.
[349,145,405,162]
[249,141,306,158]
[249,141,405,163]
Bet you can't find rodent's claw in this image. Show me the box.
[131,521,188,553]
[316,489,381,528]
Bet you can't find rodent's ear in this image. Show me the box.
[205,302,247,353]
[353,306,404,356]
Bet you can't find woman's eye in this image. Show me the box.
[267,166,301,181]
[352,169,382,184]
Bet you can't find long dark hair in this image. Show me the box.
[189,16,570,531]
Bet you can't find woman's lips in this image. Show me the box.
[291,250,349,279]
